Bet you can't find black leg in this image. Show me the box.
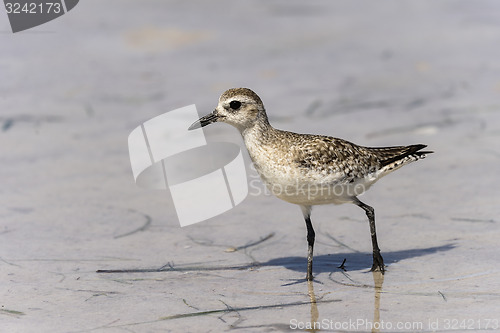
[353,198,385,273]
[302,206,315,281]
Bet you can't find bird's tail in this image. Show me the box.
[369,144,433,174]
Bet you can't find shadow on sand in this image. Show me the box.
[262,244,455,275]
[97,244,454,275]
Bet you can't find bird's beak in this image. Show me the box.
[188,110,219,130]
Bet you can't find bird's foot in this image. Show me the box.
[370,251,385,274]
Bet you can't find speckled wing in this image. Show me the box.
[292,134,431,183]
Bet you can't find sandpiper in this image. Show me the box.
[189,88,432,281]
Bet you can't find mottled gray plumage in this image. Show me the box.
[189,87,433,280]
[220,87,263,106]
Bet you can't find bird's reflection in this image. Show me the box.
[303,270,385,332]
[307,281,319,333]
[372,271,385,333]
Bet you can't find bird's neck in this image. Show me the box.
[241,113,275,145]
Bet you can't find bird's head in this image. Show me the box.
[189,88,267,132]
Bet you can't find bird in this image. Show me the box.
[189,88,432,281]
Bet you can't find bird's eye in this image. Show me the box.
[229,100,241,110]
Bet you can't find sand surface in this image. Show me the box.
[1,1,500,332]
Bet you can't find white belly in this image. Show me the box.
[249,148,374,206]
